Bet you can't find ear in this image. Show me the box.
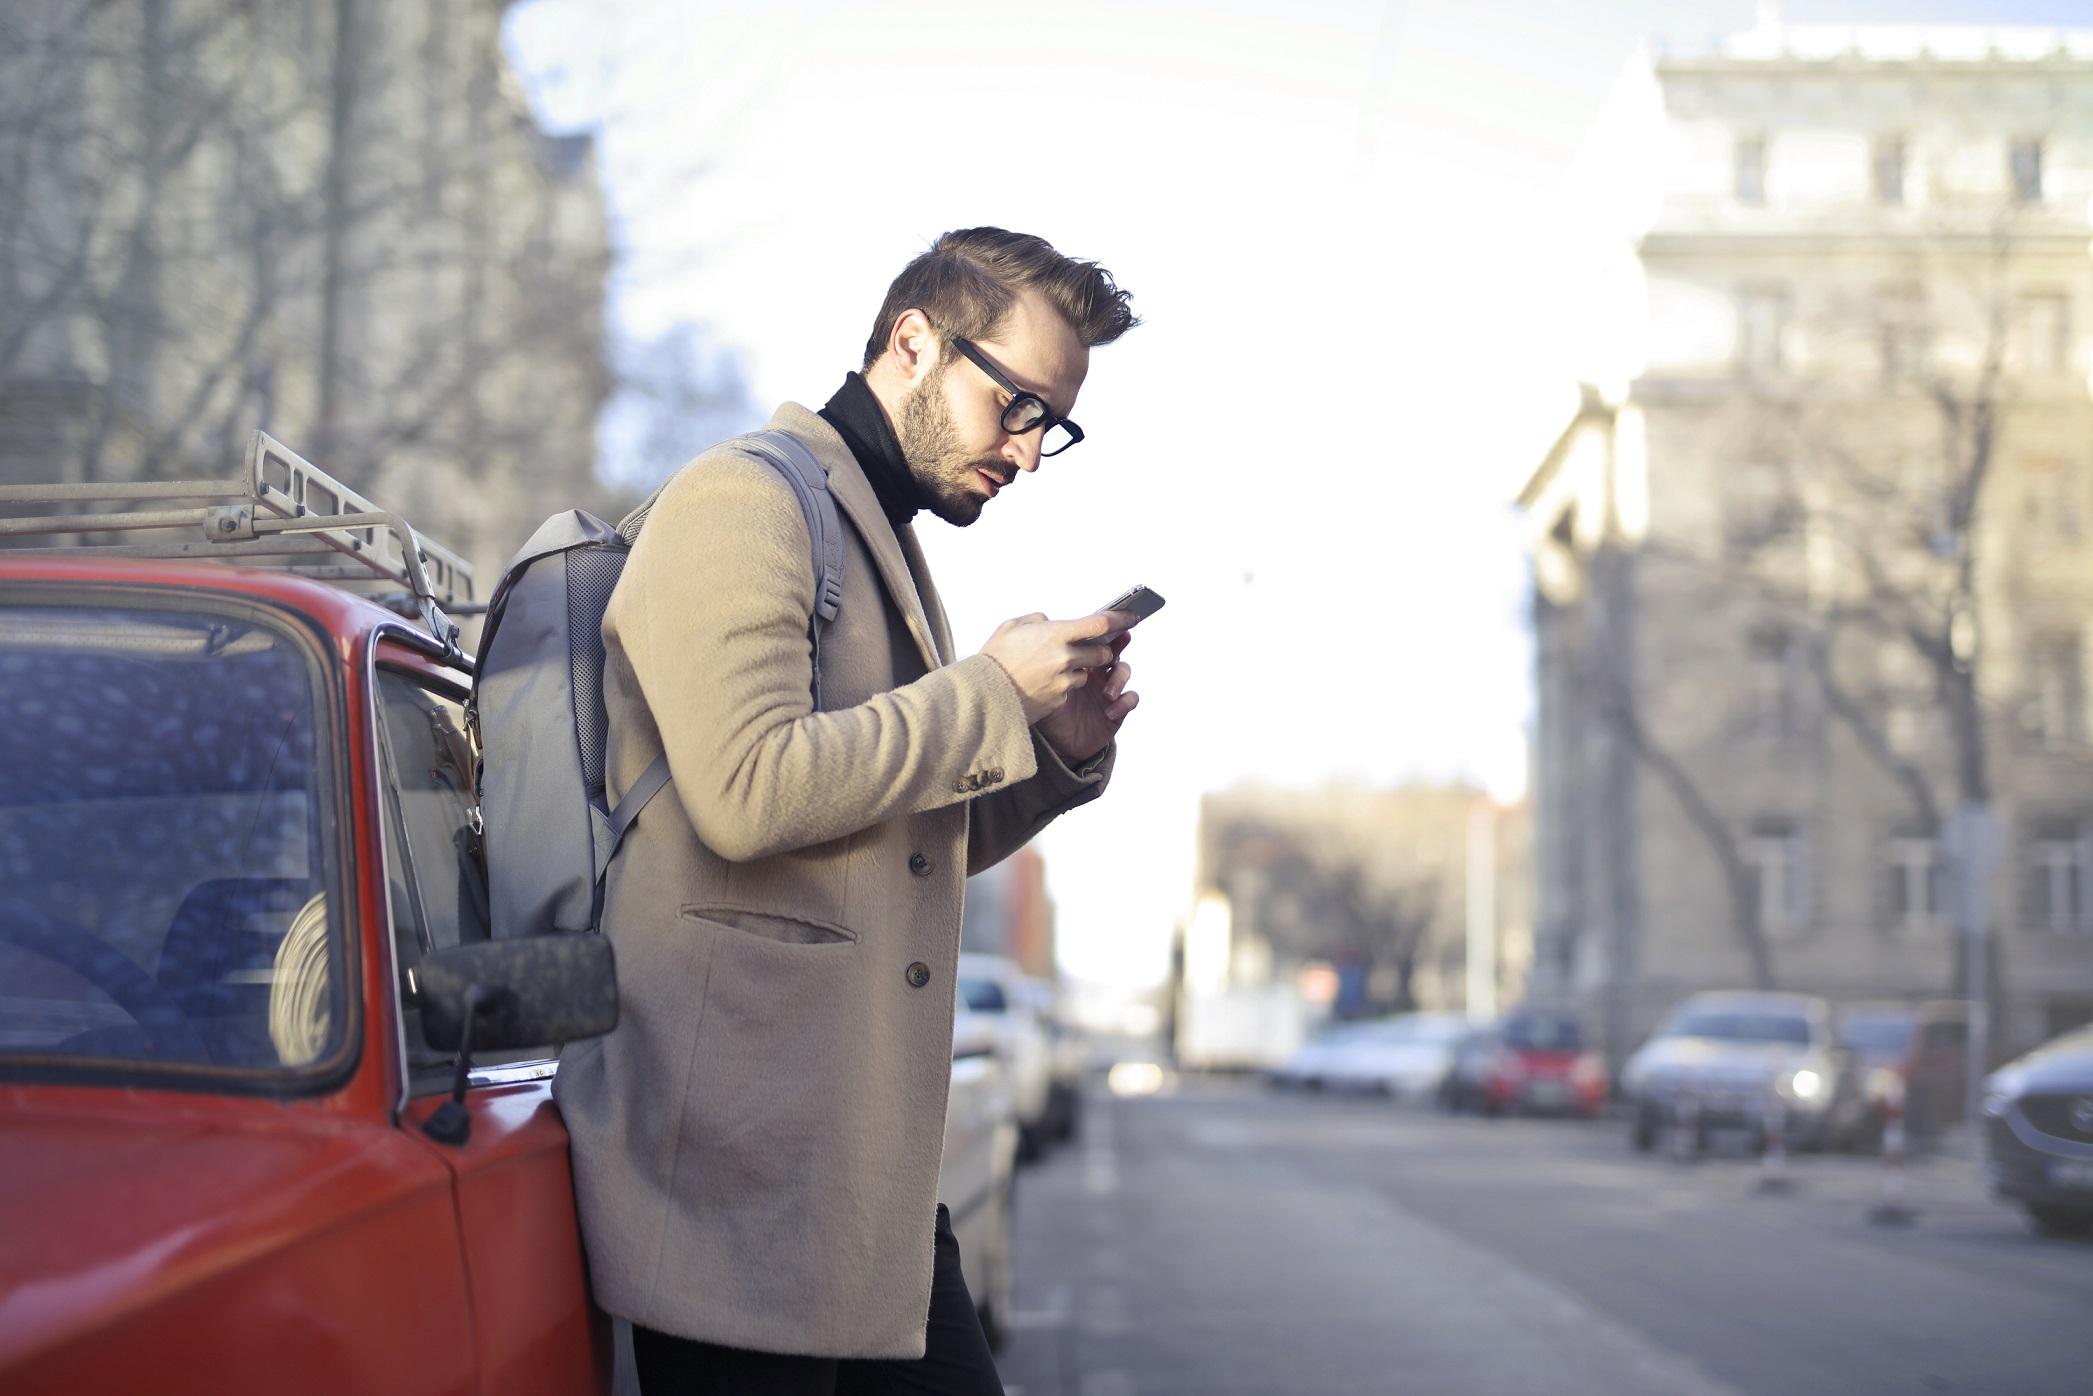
[885,308,942,386]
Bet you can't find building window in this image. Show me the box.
[2012,292,2070,375]
[1748,820,1809,938]
[2010,139,2044,204]
[1747,628,1807,741]
[2027,820,2092,934]
[1872,135,1906,205]
[1735,134,1768,206]
[1738,285,1791,371]
[2028,632,2087,750]
[1885,835,1944,934]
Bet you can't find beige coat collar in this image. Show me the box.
[766,402,944,671]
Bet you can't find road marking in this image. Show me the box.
[1084,1091,1120,1196]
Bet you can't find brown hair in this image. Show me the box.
[861,227,1138,370]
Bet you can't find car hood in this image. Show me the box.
[0,1098,439,1370]
[1998,1030,2093,1093]
[1628,1037,1812,1081]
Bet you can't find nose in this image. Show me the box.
[1005,431,1043,474]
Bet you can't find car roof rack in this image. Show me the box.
[0,431,472,657]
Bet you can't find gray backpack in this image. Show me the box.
[470,430,843,939]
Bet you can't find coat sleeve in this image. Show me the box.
[608,449,1041,863]
[965,733,1114,876]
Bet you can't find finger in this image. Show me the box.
[1065,611,1130,641]
[1106,690,1140,721]
[1070,642,1115,670]
[1106,661,1134,699]
[1109,632,1132,659]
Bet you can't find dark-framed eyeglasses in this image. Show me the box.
[949,336,1085,457]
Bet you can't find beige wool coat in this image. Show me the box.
[554,402,1112,1359]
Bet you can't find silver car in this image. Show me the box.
[1623,991,1863,1152]
[942,1005,1020,1349]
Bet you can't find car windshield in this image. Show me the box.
[0,602,342,1077]
[1663,1008,1812,1045]
[1657,1008,1808,1042]
[958,978,1008,1013]
[1504,1016,1583,1051]
[1838,1015,1915,1053]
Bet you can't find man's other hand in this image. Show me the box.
[978,611,1135,732]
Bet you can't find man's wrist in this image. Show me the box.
[1040,726,1109,771]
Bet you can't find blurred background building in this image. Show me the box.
[1172,783,1531,1068]
[962,846,1057,981]
[0,0,615,587]
[1522,22,2093,1067]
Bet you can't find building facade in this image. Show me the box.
[961,846,1057,981]
[1522,23,2093,1064]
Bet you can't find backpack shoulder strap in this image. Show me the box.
[605,430,845,863]
[744,430,844,624]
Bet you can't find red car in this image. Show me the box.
[1444,1011,1608,1117]
[0,438,620,1394]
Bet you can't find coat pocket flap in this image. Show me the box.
[681,902,857,946]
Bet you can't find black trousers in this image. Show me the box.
[632,1205,1005,1396]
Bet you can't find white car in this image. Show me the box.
[942,1005,1020,1350]
[1272,1013,1470,1098]
[1333,1013,1471,1099]
[957,953,1057,1157]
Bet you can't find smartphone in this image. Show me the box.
[1094,584,1166,645]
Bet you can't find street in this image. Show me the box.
[993,1076,2093,1396]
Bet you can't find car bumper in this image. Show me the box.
[1635,1088,1834,1140]
[1986,1111,2093,1207]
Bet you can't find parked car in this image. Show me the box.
[1621,991,1866,1153]
[1982,1024,2093,1238]
[1,440,1034,1391]
[944,1006,1020,1348]
[1272,1013,1468,1099]
[1836,999,1972,1146]
[1269,1018,1374,1091]
[956,952,1057,1157]
[1347,1012,1475,1100]
[1443,1011,1607,1117]
[1011,977,1086,1143]
[0,439,623,1394]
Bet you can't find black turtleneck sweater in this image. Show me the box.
[818,373,927,531]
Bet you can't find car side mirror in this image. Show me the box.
[417,935,619,1146]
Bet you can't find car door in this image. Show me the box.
[373,656,610,1395]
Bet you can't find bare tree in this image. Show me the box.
[0,0,664,583]
[1206,803,1457,1016]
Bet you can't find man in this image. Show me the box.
[554,227,1141,1395]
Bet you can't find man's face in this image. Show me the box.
[897,289,1089,527]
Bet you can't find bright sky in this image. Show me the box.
[505,0,2087,990]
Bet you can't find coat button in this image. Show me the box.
[906,962,931,989]
[909,852,932,876]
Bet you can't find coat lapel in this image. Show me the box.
[769,404,941,672]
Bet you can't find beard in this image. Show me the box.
[897,362,1000,527]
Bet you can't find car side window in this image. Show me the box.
[375,670,544,1087]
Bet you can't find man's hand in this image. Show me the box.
[978,612,1126,725]
[1037,629,1138,765]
